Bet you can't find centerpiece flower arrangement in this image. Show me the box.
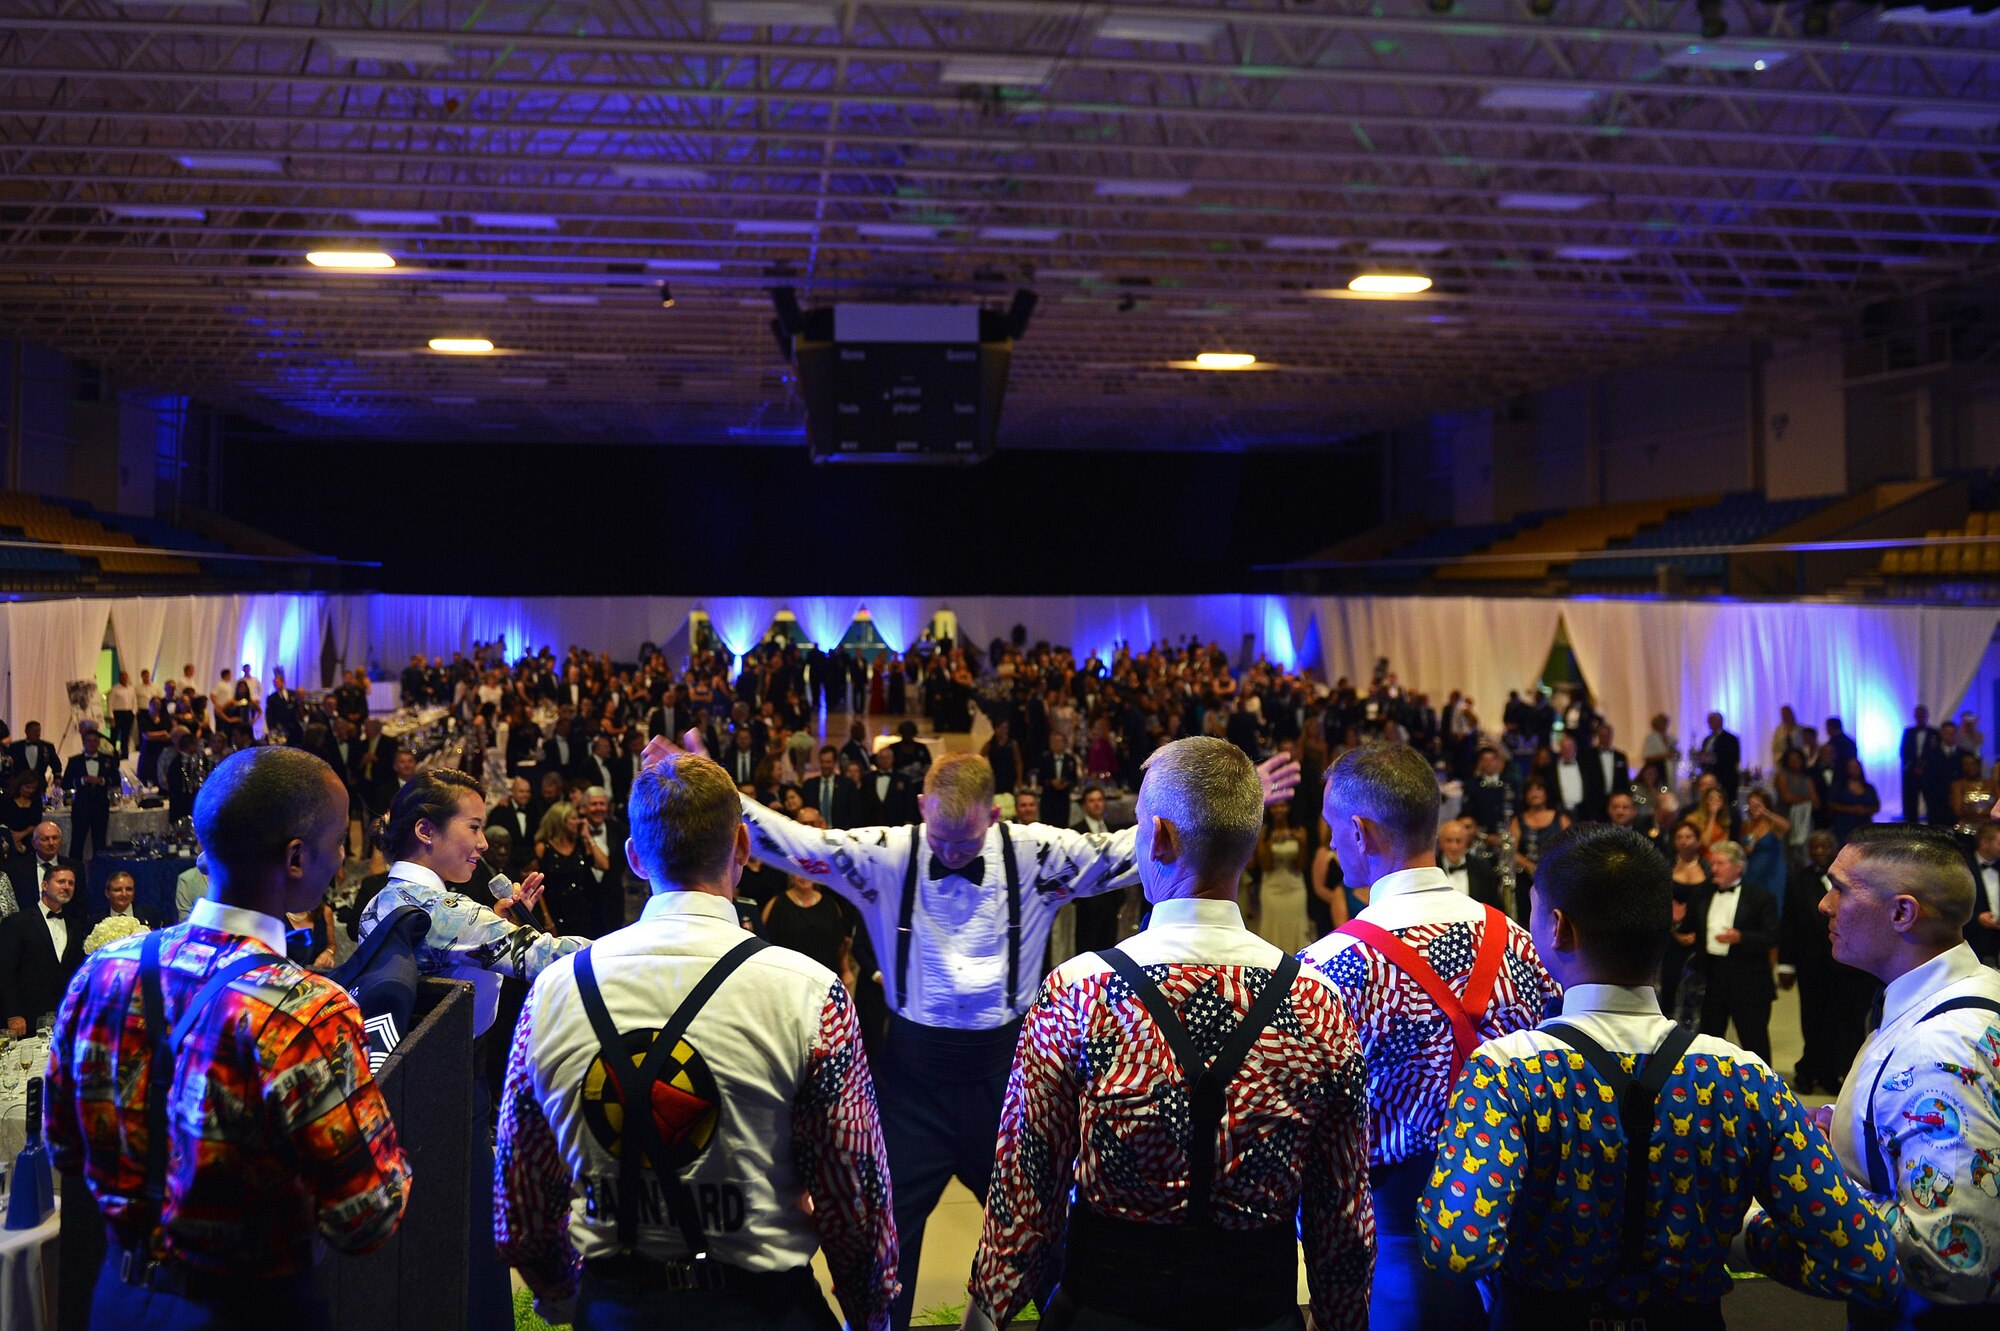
[83,914,149,955]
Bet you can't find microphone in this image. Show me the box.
[487,871,514,904]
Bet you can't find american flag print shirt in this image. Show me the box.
[969,898,1374,1331]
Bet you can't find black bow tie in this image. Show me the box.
[930,855,984,884]
[1714,883,1738,893]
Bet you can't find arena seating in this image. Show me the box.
[1436,496,1707,582]
[1370,510,1562,582]
[1568,492,1831,581]
[0,492,201,577]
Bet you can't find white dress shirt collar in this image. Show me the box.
[187,897,288,955]
[1881,942,1986,1030]
[1557,983,1661,1018]
[638,890,741,928]
[1144,897,1246,931]
[1368,864,1455,902]
[387,859,448,894]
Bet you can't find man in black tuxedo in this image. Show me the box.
[858,748,917,824]
[838,721,873,775]
[1962,820,2000,967]
[7,721,59,789]
[1586,723,1631,821]
[1437,819,1503,911]
[487,776,542,874]
[579,735,632,810]
[1606,790,1671,860]
[1694,711,1742,802]
[1675,840,1778,1062]
[0,862,82,1033]
[93,869,169,931]
[265,668,303,743]
[398,653,428,706]
[1034,730,1080,829]
[1899,704,1946,824]
[1550,734,1593,820]
[539,716,582,786]
[60,726,115,864]
[359,718,400,818]
[800,746,859,829]
[720,726,763,789]
[1069,786,1122,952]
[1781,830,1879,1093]
[579,787,629,935]
[7,821,79,912]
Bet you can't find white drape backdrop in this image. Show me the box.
[2,599,111,752]
[1316,595,1567,733]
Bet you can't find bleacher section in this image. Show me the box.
[0,493,206,582]
[51,501,234,578]
[1371,511,1561,581]
[1569,492,1831,580]
[1880,511,2000,579]
[1437,496,1711,582]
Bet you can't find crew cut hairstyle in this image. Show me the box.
[924,753,995,823]
[194,745,343,872]
[1326,742,1440,853]
[1139,737,1264,877]
[1843,823,1977,928]
[371,768,483,859]
[627,751,742,886]
[1534,823,1672,978]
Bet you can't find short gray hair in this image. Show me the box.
[1137,737,1263,876]
[1326,743,1439,854]
[584,786,609,802]
[1708,839,1746,867]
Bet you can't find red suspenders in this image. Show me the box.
[1336,903,1509,1077]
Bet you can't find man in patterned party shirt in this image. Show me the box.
[1815,825,2000,1328]
[966,736,1373,1331]
[46,745,410,1328]
[1301,742,1557,1331]
[1420,823,1899,1327]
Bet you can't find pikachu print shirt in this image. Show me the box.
[1828,942,2000,1307]
[1417,984,1900,1311]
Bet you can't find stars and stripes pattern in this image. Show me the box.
[971,961,1373,1331]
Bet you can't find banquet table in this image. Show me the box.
[48,806,171,860]
[84,855,186,925]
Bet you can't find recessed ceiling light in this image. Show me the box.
[612,164,716,186]
[646,258,724,272]
[1892,107,2000,130]
[350,209,441,226]
[1349,274,1435,295]
[1875,4,2000,26]
[857,223,941,240]
[1368,239,1451,256]
[1498,192,1600,211]
[939,55,1057,86]
[1478,86,1599,113]
[1662,44,1788,71]
[708,0,840,25]
[321,35,457,65]
[980,226,1063,242]
[1192,352,1257,370]
[429,337,495,354]
[306,250,396,269]
[470,212,560,230]
[1555,245,1637,261]
[106,204,207,221]
[177,153,283,173]
[733,220,817,235]
[530,294,599,305]
[1096,15,1224,44]
[1094,179,1193,198]
[1265,235,1348,251]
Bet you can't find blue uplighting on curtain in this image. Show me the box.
[859,598,927,653]
[703,597,782,658]
[792,597,864,650]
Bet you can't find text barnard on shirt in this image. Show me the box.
[582,1176,748,1235]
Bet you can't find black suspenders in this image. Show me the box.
[1097,948,1301,1228]
[573,935,769,1260]
[1539,1020,1696,1265]
[896,824,1022,1014]
[1861,994,2000,1194]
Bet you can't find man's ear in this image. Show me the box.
[735,821,751,866]
[1149,816,1181,865]
[625,837,647,881]
[1550,906,1579,955]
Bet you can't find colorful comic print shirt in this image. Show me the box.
[1299,867,1558,1167]
[360,859,588,1036]
[738,798,1140,1029]
[1417,984,1899,1310]
[1829,942,2000,1307]
[44,901,411,1278]
[967,898,1374,1331]
[494,891,898,1330]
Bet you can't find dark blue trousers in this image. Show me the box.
[87,1257,328,1331]
[878,1016,1020,1331]
[576,1266,837,1331]
[1369,1156,1486,1331]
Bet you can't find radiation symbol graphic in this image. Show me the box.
[580,1028,723,1166]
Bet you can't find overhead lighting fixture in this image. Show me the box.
[857,223,941,240]
[470,212,560,229]
[1876,5,2000,26]
[646,258,724,272]
[658,282,676,308]
[1498,191,1600,211]
[529,294,598,305]
[1892,107,2000,130]
[1265,235,1348,251]
[612,164,716,186]
[177,152,283,173]
[980,226,1063,242]
[1555,245,1636,260]
[1663,44,1788,71]
[106,204,206,221]
[939,55,1057,85]
[1478,86,1598,113]
[733,220,817,235]
[1191,352,1257,370]
[306,250,396,269]
[708,0,839,25]
[1368,239,1451,256]
[1094,179,1193,198]
[1096,15,1223,43]
[428,337,495,354]
[321,34,457,65]
[1349,274,1434,295]
[350,209,441,226]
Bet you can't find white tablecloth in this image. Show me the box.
[47,807,172,856]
